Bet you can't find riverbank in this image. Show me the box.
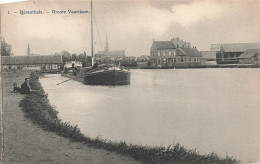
[2,71,141,164]
[17,71,239,164]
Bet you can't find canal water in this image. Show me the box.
[40,69,260,162]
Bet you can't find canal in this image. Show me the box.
[40,68,260,162]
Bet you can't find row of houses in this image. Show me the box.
[1,54,143,71]
[1,53,147,71]
[2,55,63,72]
[94,36,260,68]
[2,39,260,71]
[151,37,260,67]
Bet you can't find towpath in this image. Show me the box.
[1,71,142,164]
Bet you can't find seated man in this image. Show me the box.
[12,83,21,93]
[20,78,31,94]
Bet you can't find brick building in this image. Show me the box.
[150,38,201,67]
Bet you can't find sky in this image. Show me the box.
[1,0,260,56]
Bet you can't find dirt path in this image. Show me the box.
[2,71,142,164]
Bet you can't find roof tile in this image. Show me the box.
[154,41,176,50]
[238,49,260,58]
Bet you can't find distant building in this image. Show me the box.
[64,61,83,69]
[27,44,30,56]
[94,35,126,62]
[95,50,126,60]
[137,55,150,68]
[150,40,176,67]
[30,53,40,56]
[150,38,201,67]
[119,56,137,67]
[124,56,136,64]
[201,51,217,66]
[238,49,260,66]
[104,34,109,53]
[2,55,63,71]
[210,43,260,64]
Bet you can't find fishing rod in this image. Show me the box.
[56,79,72,85]
[56,73,82,85]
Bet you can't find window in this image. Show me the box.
[158,52,160,56]
[163,52,165,56]
[169,51,172,56]
[163,58,166,63]
[52,64,58,69]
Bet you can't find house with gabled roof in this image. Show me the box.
[150,41,176,67]
[150,39,202,67]
[238,49,260,66]
[2,55,63,72]
[210,43,260,64]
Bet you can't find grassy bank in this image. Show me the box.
[19,72,239,164]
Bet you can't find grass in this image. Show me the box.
[19,71,239,164]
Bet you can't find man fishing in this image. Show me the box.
[20,78,31,94]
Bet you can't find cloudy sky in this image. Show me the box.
[1,0,260,56]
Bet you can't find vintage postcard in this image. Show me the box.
[1,0,260,163]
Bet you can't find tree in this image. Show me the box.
[72,53,78,61]
[1,38,13,56]
[77,53,86,67]
[61,51,71,62]
[85,56,92,66]
[53,52,60,56]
